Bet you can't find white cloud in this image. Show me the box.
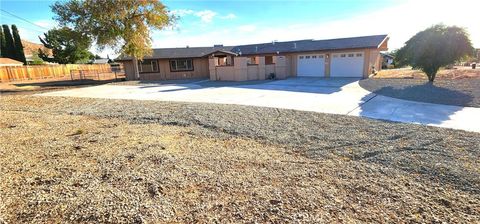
[17,27,43,44]
[220,13,237,19]
[171,9,194,17]
[194,10,217,23]
[33,20,56,30]
[156,0,480,50]
[172,9,236,24]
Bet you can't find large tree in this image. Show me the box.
[396,24,474,82]
[39,27,93,64]
[51,0,175,60]
[2,25,16,59]
[0,27,6,57]
[11,25,26,64]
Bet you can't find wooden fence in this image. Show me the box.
[0,64,124,83]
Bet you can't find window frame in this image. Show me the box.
[265,55,275,65]
[169,58,194,72]
[247,56,258,65]
[138,59,159,73]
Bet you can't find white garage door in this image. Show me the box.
[297,54,325,77]
[330,52,364,77]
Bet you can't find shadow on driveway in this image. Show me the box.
[137,77,361,95]
[357,83,473,126]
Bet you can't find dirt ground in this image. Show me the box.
[375,66,480,79]
[0,78,124,95]
[1,95,479,223]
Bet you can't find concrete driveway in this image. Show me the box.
[38,78,480,132]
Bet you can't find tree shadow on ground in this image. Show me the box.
[137,77,361,95]
[11,79,123,88]
[356,82,473,126]
[359,79,477,107]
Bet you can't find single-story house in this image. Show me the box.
[381,52,394,68]
[91,58,112,64]
[0,58,24,66]
[117,34,389,81]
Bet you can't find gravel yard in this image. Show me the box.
[1,95,479,223]
[359,78,480,107]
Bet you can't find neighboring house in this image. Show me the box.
[0,58,24,66]
[118,34,389,81]
[92,58,111,64]
[477,49,480,61]
[381,52,394,68]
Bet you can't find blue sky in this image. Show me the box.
[1,0,479,57]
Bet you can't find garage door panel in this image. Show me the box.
[297,54,325,77]
[331,52,364,77]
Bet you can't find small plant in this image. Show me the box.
[267,73,276,80]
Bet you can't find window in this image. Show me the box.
[265,56,275,65]
[170,59,193,71]
[348,54,354,57]
[312,55,317,59]
[138,60,159,73]
[299,56,304,59]
[318,55,324,58]
[305,56,311,59]
[340,54,346,58]
[356,53,363,57]
[248,56,258,65]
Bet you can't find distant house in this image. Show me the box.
[381,52,394,68]
[476,49,480,61]
[92,58,111,64]
[0,58,24,66]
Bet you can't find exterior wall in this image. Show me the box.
[122,61,136,80]
[285,48,384,79]
[247,65,259,80]
[123,58,209,81]
[125,46,387,81]
[265,64,275,77]
[364,49,382,76]
[210,56,288,81]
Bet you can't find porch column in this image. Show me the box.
[233,57,248,81]
[208,57,217,80]
[258,56,266,80]
[274,56,287,79]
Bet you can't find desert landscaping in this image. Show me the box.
[1,0,479,222]
[1,90,479,222]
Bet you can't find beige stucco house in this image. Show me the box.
[118,35,389,81]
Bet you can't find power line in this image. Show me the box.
[0,9,50,31]
[0,15,47,34]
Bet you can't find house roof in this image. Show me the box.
[232,35,388,55]
[118,34,388,60]
[92,58,110,64]
[380,52,394,59]
[0,58,23,66]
